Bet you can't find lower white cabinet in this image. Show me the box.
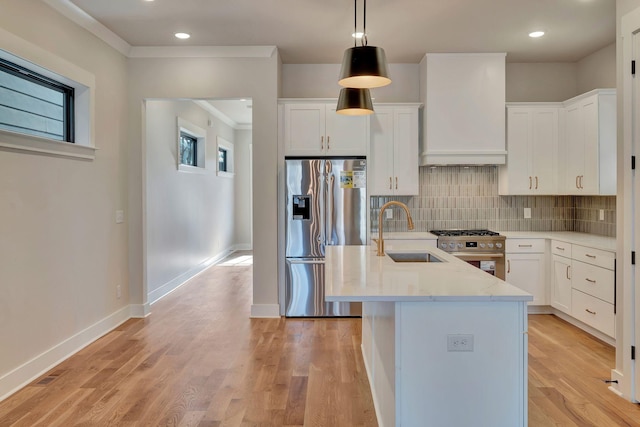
[506,239,547,305]
[550,239,615,338]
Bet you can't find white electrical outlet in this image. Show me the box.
[116,285,122,299]
[115,210,124,224]
[524,208,531,219]
[599,209,605,221]
[386,209,393,219]
[447,334,474,352]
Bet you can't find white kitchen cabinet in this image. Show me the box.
[369,105,420,196]
[559,89,616,195]
[420,53,506,165]
[506,238,547,305]
[499,105,559,195]
[550,240,616,338]
[281,101,369,156]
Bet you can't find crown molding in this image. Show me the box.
[43,0,131,56]
[128,46,276,58]
[194,100,252,131]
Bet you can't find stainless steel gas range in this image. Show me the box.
[430,229,506,280]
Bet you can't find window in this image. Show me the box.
[216,136,234,177]
[179,132,198,166]
[177,117,206,172]
[218,147,227,172]
[0,58,74,142]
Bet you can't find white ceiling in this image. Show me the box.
[63,0,616,124]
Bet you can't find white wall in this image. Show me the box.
[234,129,253,249]
[127,53,280,317]
[146,100,237,302]
[0,0,129,398]
[281,63,420,102]
[577,42,616,93]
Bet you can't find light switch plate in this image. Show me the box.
[599,209,605,221]
[386,209,393,219]
[115,210,124,224]
[524,208,531,219]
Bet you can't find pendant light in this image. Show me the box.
[336,87,374,115]
[338,0,391,89]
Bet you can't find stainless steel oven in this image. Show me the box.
[430,230,506,280]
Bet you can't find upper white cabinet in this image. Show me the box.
[369,104,421,196]
[499,105,559,195]
[559,89,616,195]
[281,101,369,156]
[420,53,506,165]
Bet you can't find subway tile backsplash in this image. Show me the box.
[370,166,616,237]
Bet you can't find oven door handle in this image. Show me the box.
[450,252,504,259]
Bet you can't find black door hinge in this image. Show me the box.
[633,156,636,170]
[633,60,636,75]
[633,251,636,265]
[632,346,636,360]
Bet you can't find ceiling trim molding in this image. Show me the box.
[42,0,132,56]
[194,100,252,131]
[129,46,277,58]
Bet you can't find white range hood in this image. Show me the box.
[419,53,507,165]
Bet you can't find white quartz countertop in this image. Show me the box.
[325,245,533,303]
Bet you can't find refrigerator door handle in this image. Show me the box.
[318,174,326,246]
[326,173,335,245]
[287,258,324,264]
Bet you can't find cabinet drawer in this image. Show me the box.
[572,245,615,270]
[572,260,614,304]
[506,238,545,253]
[551,240,572,257]
[571,289,615,338]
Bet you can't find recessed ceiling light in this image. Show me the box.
[175,32,191,39]
[529,31,545,38]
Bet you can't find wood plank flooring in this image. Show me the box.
[1,251,639,426]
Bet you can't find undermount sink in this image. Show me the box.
[386,252,445,263]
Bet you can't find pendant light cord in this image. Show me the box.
[362,0,368,46]
[353,0,357,47]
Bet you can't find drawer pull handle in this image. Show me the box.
[518,244,533,247]
[566,266,571,280]
[585,309,597,315]
[585,278,596,283]
[556,246,565,250]
[507,259,511,274]
[585,254,596,258]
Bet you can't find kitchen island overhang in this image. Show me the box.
[325,245,533,427]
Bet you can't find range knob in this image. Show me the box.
[440,243,448,249]
[449,243,456,249]
[457,243,464,248]
[488,243,494,248]
[496,243,503,249]
[479,243,486,248]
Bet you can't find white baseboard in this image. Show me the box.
[130,303,151,318]
[232,243,252,251]
[0,305,131,402]
[551,309,615,346]
[527,305,553,314]
[250,304,280,318]
[148,249,234,305]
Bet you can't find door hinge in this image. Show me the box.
[633,251,636,265]
[632,346,636,360]
[633,156,636,170]
[633,60,637,75]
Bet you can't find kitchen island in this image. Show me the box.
[325,244,533,427]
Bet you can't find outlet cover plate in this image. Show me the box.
[524,208,531,219]
[447,334,474,352]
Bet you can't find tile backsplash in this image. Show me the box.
[370,166,616,237]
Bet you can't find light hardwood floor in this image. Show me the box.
[1,252,639,426]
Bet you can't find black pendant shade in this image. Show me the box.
[339,46,391,89]
[336,87,374,116]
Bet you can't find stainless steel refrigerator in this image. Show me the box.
[285,157,367,317]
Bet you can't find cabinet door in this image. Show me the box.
[369,108,395,195]
[325,106,368,156]
[531,108,558,193]
[284,103,325,156]
[506,253,546,305]
[580,96,600,194]
[564,103,584,193]
[551,254,572,313]
[503,108,532,194]
[393,108,419,195]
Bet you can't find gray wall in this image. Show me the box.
[577,43,616,94]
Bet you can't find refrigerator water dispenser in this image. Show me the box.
[292,195,311,220]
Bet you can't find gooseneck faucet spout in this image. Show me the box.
[377,201,414,256]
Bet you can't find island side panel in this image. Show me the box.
[396,301,527,427]
[362,301,396,427]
